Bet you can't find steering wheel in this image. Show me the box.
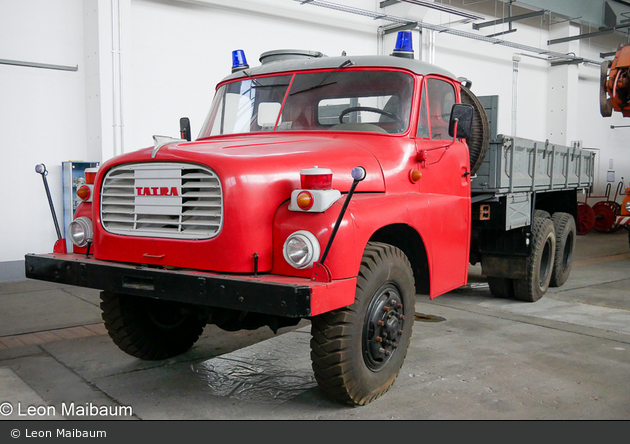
[338,106,404,125]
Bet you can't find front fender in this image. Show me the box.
[273,190,470,299]
[272,199,359,280]
[272,192,430,281]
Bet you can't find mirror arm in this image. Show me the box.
[420,119,459,155]
[449,118,458,146]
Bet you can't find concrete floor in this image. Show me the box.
[1,229,629,420]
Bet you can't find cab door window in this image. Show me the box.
[417,78,456,140]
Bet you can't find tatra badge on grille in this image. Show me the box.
[100,163,223,239]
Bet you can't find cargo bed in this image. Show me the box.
[471,135,595,195]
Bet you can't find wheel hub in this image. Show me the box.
[363,283,405,371]
[146,300,188,330]
[539,238,553,287]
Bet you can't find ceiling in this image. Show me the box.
[378,0,630,57]
[295,0,630,62]
[513,0,630,28]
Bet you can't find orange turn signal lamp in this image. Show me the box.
[409,169,422,183]
[296,191,314,210]
[77,185,91,201]
[77,167,99,202]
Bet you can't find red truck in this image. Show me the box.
[26,33,593,405]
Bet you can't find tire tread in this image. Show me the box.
[513,217,555,302]
[310,242,414,405]
[100,291,206,361]
[549,212,576,287]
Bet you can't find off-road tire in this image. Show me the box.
[310,242,415,406]
[485,208,549,299]
[513,217,556,302]
[460,85,490,175]
[549,212,576,287]
[100,291,207,360]
[487,277,515,298]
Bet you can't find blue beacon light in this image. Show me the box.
[391,30,414,59]
[231,49,249,73]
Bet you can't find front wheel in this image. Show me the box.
[100,292,208,360]
[310,242,415,406]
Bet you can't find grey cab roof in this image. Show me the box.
[221,51,458,83]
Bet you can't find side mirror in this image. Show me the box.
[448,103,474,139]
[180,117,191,141]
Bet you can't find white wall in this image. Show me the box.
[1,0,629,278]
[0,0,88,266]
[126,0,378,150]
[412,6,552,142]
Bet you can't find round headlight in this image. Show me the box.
[625,201,630,213]
[68,217,93,248]
[283,230,321,269]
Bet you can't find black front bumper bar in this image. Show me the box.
[25,254,312,317]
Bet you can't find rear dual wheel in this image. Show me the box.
[487,215,556,302]
[487,276,514,298]
[310,242,415,406]
[549,212,576,288]
[513,216,556,302]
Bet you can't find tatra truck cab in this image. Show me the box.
[26,32,593,405]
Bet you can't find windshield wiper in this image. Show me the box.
[240,70,290,88]
[240,70,262,87]
[290,59,354,96]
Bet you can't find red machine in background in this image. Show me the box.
[577,181,626,235]
[616,186,630,248]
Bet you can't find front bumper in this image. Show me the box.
[25,253,357,318]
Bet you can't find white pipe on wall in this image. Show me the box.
[111,0,124,156]
[377,26,384,55]
[512,53,520,137]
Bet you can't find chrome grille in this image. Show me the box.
[101,162,223,239]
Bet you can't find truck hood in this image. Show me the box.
[102,133,385,193]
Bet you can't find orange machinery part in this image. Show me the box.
[605,44,630,117]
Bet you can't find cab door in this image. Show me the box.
[414,76,471,297]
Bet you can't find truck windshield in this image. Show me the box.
[199,70,414,137]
